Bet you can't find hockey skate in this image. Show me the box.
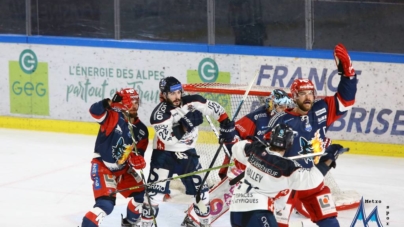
[121,214,141,227]
[181,215,198,227]
[181,215,211,227]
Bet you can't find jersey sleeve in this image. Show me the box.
[235,115,257,139]
[89,99,119,136]
[133,120,149,156]
[182,94,229,122]
[150,102,181,146]
[231,140,250,166]
[323,75,358,126]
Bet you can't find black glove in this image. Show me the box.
[320,144,347,168]
[244,139,268,156]
[111,93,123,103]
[219,118,236,143]
[179,110,203,132]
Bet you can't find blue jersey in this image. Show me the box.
[89,100,149,172]
[235,105,275,140]
[268,75,357,168]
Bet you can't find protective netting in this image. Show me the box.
[170,83,360,210]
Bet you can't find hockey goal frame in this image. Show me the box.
[179,82,361,211]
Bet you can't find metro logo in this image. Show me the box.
[9,49,49,115]
[351,197,383,227]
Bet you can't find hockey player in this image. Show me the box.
[142,77,234,227]
[266,43,358,227]
[180,88,294,227]
[218,88,294,179]
[81,88,149,227]
[229,123,340,227]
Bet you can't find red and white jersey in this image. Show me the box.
[230,140,328,212]
[150,94,228,152]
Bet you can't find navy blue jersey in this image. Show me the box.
[235,105,274,141]
[89,100,149,172]
[268,75,357,168]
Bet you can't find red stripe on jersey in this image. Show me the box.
[157,138,165,150]
[100,110,119,136]
[137,138,149,152]
[236,117,257,139]
[90,111,107,122]
[218,113,229,122]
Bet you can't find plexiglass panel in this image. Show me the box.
[120,0,208,43]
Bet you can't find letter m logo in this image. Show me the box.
[351,197,383,227]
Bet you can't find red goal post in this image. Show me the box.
[183,82,273,96]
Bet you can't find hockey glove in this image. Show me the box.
[110,88,138,111]
[219,118,237,143]
[320,144,348,168]
[334,43,355,77]
[179,110,203,132]
[128,153,146,170]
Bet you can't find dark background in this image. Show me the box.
[1,0,403,54]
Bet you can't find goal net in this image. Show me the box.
[172,82,360,211]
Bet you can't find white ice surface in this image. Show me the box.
[0,128,403,227]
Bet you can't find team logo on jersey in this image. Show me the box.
[298,129,324,164]
[301,115,312,132]
[318,115,327,124]
[115,125,122,134]
[112,137,133,164]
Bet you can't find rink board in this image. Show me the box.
[1,116,403,158]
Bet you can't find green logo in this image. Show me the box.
[198,58,219,82]
[187,58,230,84]
[186,58,233,122]
[19,49,38,74]
[9,49,49,115]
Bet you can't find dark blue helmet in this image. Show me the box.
[159,77,183,94]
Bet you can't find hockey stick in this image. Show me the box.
[194,71,259,209]
[123,111,158,227]
[110,162,235,196]
[229,138,350,186]
[205,115,231,158]
[229,151,327,186]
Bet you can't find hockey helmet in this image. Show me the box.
[159,76,183,94]
[290,79,316,99]
[117,88,140,105]
[265,89,293,109]
[269,123,294,150]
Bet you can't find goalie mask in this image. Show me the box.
[269,123,294,150]
[265,89,293,113]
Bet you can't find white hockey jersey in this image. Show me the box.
[230,140,328,212]
[150,94,228,152]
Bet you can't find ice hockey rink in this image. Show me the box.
[1,128,403,227]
